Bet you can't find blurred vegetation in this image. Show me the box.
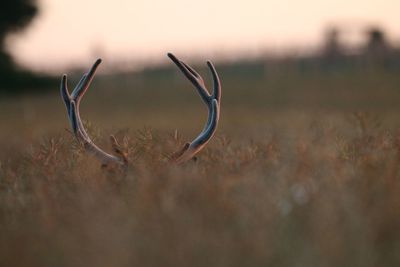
[1,109,400,266]
[1,57,400,266]
[0,0,55,94]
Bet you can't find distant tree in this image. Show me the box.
[364,27,390,59]
[322,27,343,59]
[0,0,38,39]
[0,0,54,93]
[0,0,38,69]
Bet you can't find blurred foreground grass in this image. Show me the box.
[1,65,400,266]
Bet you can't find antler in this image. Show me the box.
[168,53,221,164]
[60,59,127,169]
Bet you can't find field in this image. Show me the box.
[1,63,400,266]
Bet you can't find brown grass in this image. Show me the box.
[1,67,400,266]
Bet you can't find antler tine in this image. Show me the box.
[60,74,71,115]
[207,61,221,102]
[71,58,102,103]
[168,53,222,164]
[167,53,210,105]
[60,59,126,169]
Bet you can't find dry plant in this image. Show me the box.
[1,62,400,266]
[1,113,400,267]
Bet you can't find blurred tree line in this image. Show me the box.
[0,0,54,94]
[319,25,400,69]
[0,0,399,95]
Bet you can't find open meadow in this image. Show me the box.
[1,64,400,266]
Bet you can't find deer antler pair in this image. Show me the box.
[60,53,221,169]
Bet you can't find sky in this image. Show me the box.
[7,0,400,72]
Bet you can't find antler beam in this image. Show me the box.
[60,59,127,169]
[168,53,221,163]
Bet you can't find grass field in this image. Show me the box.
[1,64,400,266]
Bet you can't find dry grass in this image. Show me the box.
[1,66,400,266]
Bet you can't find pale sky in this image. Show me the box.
[7,0,400,72]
